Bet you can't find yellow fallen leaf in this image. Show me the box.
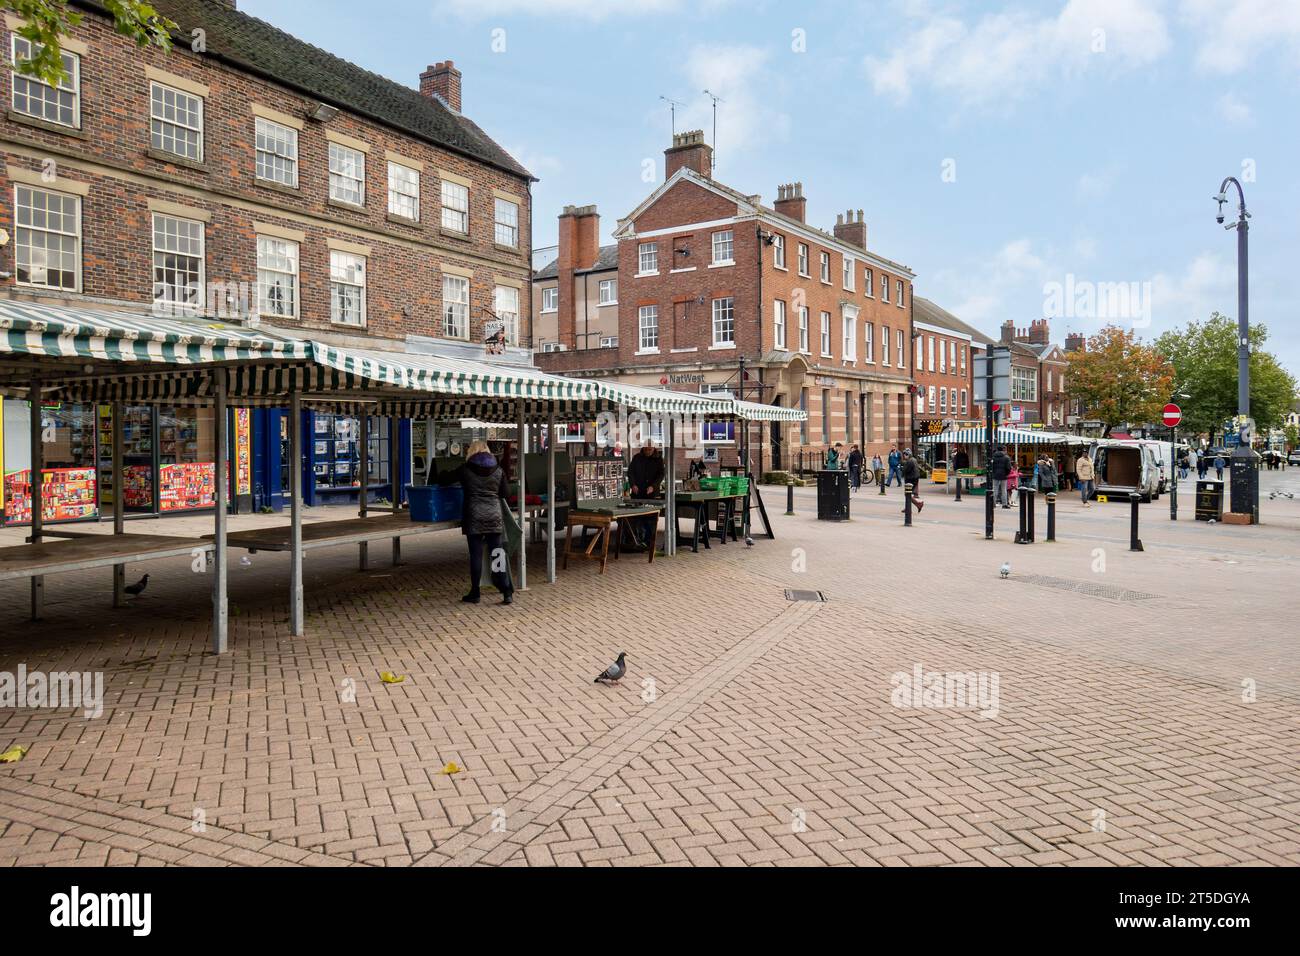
[439,761,461,775]
[379,671,405,684]
[0,744,28,763]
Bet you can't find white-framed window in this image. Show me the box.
[256,235,298,319]
[1047,369,1054,392]
[928,385,936,413]
[798,307,809,353]
[441,179,469,233]
[330,250,366,326]
[711,230,733,264]
[152,213,204,314]
[1012,365,1037,401]
[897,279,905,307]
[820,251,830,283]
[150,82,203,161]
[255,117,298,186]
[638,242,658,274]
[598,278,617,305]
[881,274,891,304]
[712,296,735,346]
[882,325,891,366]
[842,307,858,361]
[541,287,558,312]
[917,390,925,414]
[494,197,519,247]
[797,242,809,276]
[950,341,957,374]
[493,284,520,345]
[638,305,659,351]
[898,329,906,368]
[13,185,80,291]
[961,389,968,414]
[541,342,565,353]
[940,339,947,373]
[600,336,618,348]
[10,36,79,128]
[940,387,947,414]
[864,323,874,363]
[864,268,873,297]
[441,273,469,338]
[387,161,420,220]
[961,345,967,372]
[927,336,936,372]
[772,233,786,268]
[820,311,831,356]
[915,334,923,368]
[328,143,365,205]
[773,299,787,349]
[842,255,855,291]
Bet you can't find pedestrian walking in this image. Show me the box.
[990,445,1013,508]
[1197,452,1208,480]
[887,446,902,487]
[900,449,924,513]
[1214,453,1225,481]
[847,443,863,491]
[439,440,514,605]
[871,452,884,488]
[1075,450,1095,506]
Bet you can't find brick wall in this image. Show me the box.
[0,11,531,346]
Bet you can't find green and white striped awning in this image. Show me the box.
[731,399,804,422]
[918,426,1068,445]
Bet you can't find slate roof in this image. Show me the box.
[534,243,619,280]
[912,296,997,346]
[88,0,531,180]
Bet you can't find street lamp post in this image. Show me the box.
[1214,177,1258,523]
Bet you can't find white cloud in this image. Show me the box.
[1150,252,1236,324]
[433,0,727,19]
[1076,166,1119,199]
[938,238,1055,325]
[672,44,789,163]
[1215,92,1252,124]
[865,0,1171,106]
[1181,0,1300,73]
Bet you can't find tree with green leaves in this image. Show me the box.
[3,1,175,87]
[1155,313,1297,439]
[1064,325,1174,436]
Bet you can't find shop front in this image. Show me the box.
[1,399,98,525]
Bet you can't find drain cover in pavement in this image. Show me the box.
[1010,574,1159,602]
[784,589,826,602]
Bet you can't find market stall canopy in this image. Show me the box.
[730,399,804,422]
[917,426,1087,446]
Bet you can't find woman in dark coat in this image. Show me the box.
[440,440,513,604]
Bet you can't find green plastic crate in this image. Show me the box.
[699,476,725,491]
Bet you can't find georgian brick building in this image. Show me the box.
[998,319,1070,427]
[534,130,916,473]
[0,0,532,518]
[910,296,995,444]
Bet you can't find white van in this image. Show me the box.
[1090,442,1161,502]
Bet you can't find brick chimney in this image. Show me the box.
[774,182,806,223]
[665,130,713,179]
[1027,318,1050,346]
[1065,331,1085,352]
[1000,320,1016,344]
[556,204,601,350]
[832,209,866,250]
[420,61,462,114]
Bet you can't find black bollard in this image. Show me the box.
[785,479,795,516]
[1015,486,1028,543]
[1024,488,1035,543]
[1046,492,1056,542]
[1129,493,1144,551]
[904,482,913,526]
[955,472,963,502]
[878,470,886,495]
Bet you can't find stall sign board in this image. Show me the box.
[574,456,626,503]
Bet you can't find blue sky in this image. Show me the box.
[242,0,1300,374]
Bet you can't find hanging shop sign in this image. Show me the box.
[915,419,946,436]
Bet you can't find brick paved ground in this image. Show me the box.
[1,468,1298,866]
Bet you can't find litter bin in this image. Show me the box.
[1195,479,1224,522]
[816,469,850,521]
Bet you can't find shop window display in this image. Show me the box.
[1,400,98,524]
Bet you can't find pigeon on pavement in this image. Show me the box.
[124,574,149,596]
[999,562,1011,579]
[593,652,627,685]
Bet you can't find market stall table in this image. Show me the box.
[563,499,662,574]
[212,513,459,556]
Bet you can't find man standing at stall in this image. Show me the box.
[627,440,665,551]
[990,445,1013,508]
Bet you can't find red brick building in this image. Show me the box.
[535,130,916,473]
[910,296,995,444]
[998,319,1070,428]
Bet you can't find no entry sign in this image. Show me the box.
[1163,403,1182,427]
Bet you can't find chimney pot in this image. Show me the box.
[665,129,713,178]
[420,60,462,113]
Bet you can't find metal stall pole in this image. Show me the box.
[389,414,401,566]
[358,411,369,569]
[667,416,676,556]
[547,413,556,583]
[212,369,229,654]
[28,379,44,619]
[517,400,527,591]
[289,391,304,636]
[112,400,125,607]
